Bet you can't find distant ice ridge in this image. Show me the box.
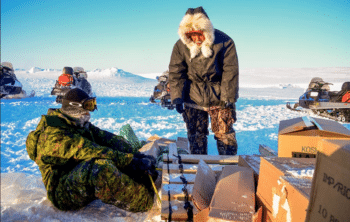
[88,67,148,79]
[28,67,44,73]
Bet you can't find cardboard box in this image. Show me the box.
[208,165,255,221]
[256,157,315,222]
[238,155,261,188]
[306,139,350,222]
[193,164,260,222]
[278,116,350,157]
[192,159,217,211]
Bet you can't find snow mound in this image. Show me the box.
[28,67,44,73]
[88,67,145,79]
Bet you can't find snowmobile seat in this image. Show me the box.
[330,82,350,102]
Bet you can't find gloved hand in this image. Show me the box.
[176,103,184,114]
[126,154,158,179]
[173,98,184,114]
[123,154,158,191]
[224,101,234,109]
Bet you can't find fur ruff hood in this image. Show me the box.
[178,7,215,60]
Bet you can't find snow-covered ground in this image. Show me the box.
[1,66,350,221]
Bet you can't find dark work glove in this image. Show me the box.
[173,98,184,114]
[224,101,235,109]
[123,155,158,191]
[133,153,157,166]
[176,103,184,114]
[126,154,158,179]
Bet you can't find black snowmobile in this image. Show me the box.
[0,63,35,99]
[149,71,175,110]
[287,77,350,123]
[51,67,93,103]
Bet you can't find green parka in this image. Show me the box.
[26,108,135,207]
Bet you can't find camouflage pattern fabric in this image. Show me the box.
[208,107,237,146]
[55,159,154,212]
[182,107,209,154]
[183,106,238,155]
[26,108,154,212]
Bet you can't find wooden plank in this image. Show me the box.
[162,173,196,184]
[163,163,224,174]
[259,144,277,157]
[163,153,239,164]
[162,184,194,201]
[168,143,178,164]
[161,200,198,221]
[176,137,190,154]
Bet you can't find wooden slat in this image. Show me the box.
[162,184,194,201]
[168,143,178,163]
[161,200,198,221]
[259,144,277,157]
[163,153,239,164]
[163,163,224,174]
[176,137,190,154]
[162,173,196,184]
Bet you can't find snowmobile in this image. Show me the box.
[0,62,35,99]
[51,67,93,103]
[149,71,175,110]
[286,77,350,123]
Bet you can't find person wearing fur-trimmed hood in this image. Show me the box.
[169,6,239,155]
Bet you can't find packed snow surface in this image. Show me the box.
[1,67,350,221]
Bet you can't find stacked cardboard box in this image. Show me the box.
[192,160,261,222]
[256,157,315,221]
[278,116,350,158]
[238,155,261,188]
[306,139,350,221]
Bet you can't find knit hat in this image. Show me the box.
[61,88,97,116]
[185,6,209,19]
[1,62,14,70]
[62,67,73,75]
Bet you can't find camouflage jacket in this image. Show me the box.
[26,108,135,205]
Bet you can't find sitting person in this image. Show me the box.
[26,88,158,212]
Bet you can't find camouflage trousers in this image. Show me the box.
[54,159,154,212]
[182,106,238,155]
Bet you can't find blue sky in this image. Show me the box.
[2,0,349,74]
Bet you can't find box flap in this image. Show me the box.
[279,116,350,136]
[279,117,316,135]
[209,165,255,221]
[192,159,217,211]
[312,117,350,137]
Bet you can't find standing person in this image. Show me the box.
[26,88,158,212]
[169,6,239,155]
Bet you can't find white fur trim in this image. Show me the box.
[178,12,214,59]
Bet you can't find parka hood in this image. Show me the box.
[178,7,215,60]
[26,108,81,161]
